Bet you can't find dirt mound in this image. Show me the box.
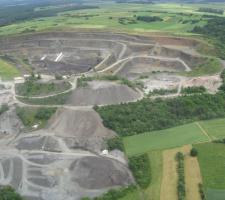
[67,81,141,106]
[70,156,133,189]
[47,108,115,152]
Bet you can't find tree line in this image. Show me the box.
[192,16,225,59]
[96,92,225,136]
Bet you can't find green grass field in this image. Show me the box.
[123,122,208,156]
[124,118,225,156]
[119,190,140,200]
[199,118,225,140]
[183,57,223,77]
[0,2,221,37]
[206,188,225,200]
[194,142,225,200]
[0,58,20,80]
[144,150,162,200]
[119,150,162,200]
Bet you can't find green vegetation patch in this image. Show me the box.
[194,143,225,189]
[129,153,151,189]
[0,58,20,80]
[148,88,177,96]
[0,185,24,200]
[96,93,225,136]
[181,86,206,94]
[197,8,224,15]
[82,185,137,200]
[218,69,225,91]
[199,118,225,140]
[16,106,56,130]
[107,136,124,151]
[15,80,71,97]
[206,188,225,200]
[124,122,208,156]
[144,150,162,200]
[176,152,185,200]
[192,17,225,59]
[17,91,71,105]
[77,75,137,89]
[118,189,140,200]
[0,104,9,115]
[184,57,222,77]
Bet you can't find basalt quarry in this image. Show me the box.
[0,31,222,200]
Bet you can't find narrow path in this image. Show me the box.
[195,122,212,141]
[118,43,127,59]
[98,55,191,74]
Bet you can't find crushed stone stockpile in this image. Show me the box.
[47,108,116,152]
[67,80,141,106]
[0,153,133,200]
[0,107,23,135]
[69,156,133,190]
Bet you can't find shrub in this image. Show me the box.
[129,154,151,188]
[107,137,124,151]
[198,183,206,200]
[176,152,185,200]
[35,107,56,120]
[181,86,206,94]
[136,16,163,22]
[148,88,177,96]
[96,92,225,136]
[0,185,24,200]
[93,185,136,200]
[16,107,56,127]
[190,148,198,157]
[0,104,9,115]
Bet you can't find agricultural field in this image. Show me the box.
[194,143,225,200]
[124,122,208,156]
[123,118,225,156]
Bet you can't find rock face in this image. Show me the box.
[67,80,141,106]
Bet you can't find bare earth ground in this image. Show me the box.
[160,147,179,200]
[184,146,203,200]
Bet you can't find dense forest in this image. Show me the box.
[96,92,225,136]
[0,3,98,27]
[198,7,224,14]
[136,16,163,22]
[192,16,225,59]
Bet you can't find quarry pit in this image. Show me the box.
[0,31,223,200]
